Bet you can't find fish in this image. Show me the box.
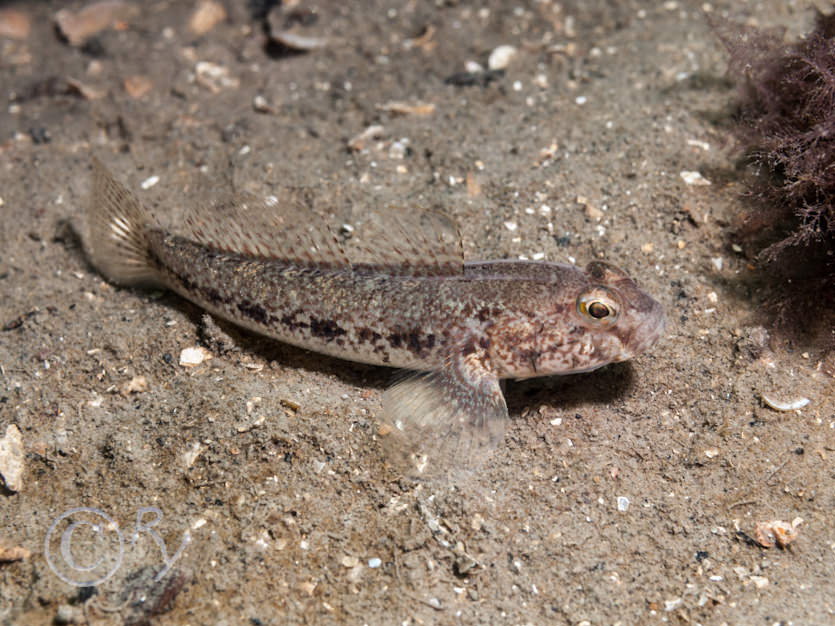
[83,158,665,477]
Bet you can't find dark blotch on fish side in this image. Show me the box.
[358,327,382,343]
[238,300,269,325]
[309,318,346,341]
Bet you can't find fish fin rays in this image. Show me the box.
[348,207,464,276]
[181,187,351,268]
[379,342,507,481]
[86,158,160,286]
[88,160,466,276]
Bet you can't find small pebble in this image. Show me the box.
[0,8,31,40]
[124,75,153,99]
[368,557,382,568]
[55,1,139,47]
[686,138,710,151]
[503,221,517,231]
[54,604,83,625]
[617,496,629,512]
[119,375,148,396]
[0,424,24,492]
[0,539,30,562]
[342,555,359,568]
[188,0,226,35]
[586,204,604,221]
[253,94,275,113]
[750,575,769,589]
[488,45,517,70]
[464,60,483,73]
[140,175,159,190]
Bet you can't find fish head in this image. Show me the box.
[534,261,665,376]
[573,260,665,363]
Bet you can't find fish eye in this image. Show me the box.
[587,301,611,319]
[577,288,620,325]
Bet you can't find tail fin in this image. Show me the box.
[85,158,160,286]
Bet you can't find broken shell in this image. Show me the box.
[179,346,212,367]
[66,77,106,100]
[760,394,810,412]
[376,101,435,116]
[267,5,328,51]
[348,125,384,152]
[754,519,801,549]
[195,61,239,93]
[680,170,711,186]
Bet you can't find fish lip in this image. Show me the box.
[635,301,666,353]
[617,299,665,360]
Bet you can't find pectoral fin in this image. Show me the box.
[380,342,508,480]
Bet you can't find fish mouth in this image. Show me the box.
[629,301,666,356]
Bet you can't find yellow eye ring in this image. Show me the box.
[577,288,620,325]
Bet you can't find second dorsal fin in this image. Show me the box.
[181,189,351,269]
[347,207,464,276]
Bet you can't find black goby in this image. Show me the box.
[84,159,665,475]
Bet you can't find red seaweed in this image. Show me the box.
[715,10,835,344]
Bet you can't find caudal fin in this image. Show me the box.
[85,158,160,286]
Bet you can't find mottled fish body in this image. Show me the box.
[85,159,665,476]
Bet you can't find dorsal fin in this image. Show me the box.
[181,189,350,269]
[347,207,464,276]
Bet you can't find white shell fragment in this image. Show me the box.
[348,125,384,151]
[140,175,159,190]
[272,30,328,51]
[195,61,239,93]
[488,45,517,70]
[680,170,711,186]
[179,346,212,367]
[183,441,204,468]
[760,394,810,412]
[0,424,24,492]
